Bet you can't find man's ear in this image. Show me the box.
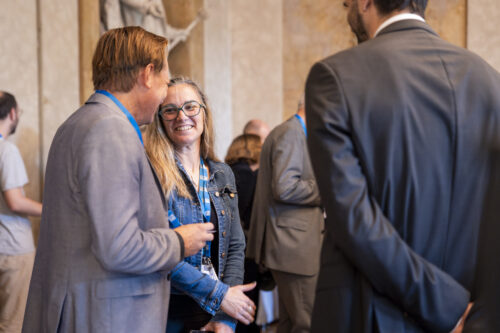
[139,63,156,89]
[9,107,16,120]
[359,0,372,12]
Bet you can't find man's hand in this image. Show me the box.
[451,302,473,333]
[201,321,233,332]
[175,223,214,257]
[220,282,257,325]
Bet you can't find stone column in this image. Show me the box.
[230,0,283,144]
[204,0,233,158]
[79,0,100,103]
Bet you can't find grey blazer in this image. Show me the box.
[246,116,323,276]
[23,93,182,333]
[306,20,500,332]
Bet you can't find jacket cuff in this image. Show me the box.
[173,231,185,260]
[211,312,237,331]
[203,280,229,315]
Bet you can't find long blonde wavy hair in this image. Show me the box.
[144,77,218,199]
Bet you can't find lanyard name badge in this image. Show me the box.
[168,158,218,280]
[95,90,144,145]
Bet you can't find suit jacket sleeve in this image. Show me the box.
[77,116,181,275]
[305,61,469,332]
[270,126,321,206]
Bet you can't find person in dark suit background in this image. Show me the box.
[305,0,500,332]
[247,97,323,333]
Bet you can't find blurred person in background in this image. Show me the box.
[243,120,270,144]
[0,91,42,333]
[225,133,262,333]
[247,96,323,333]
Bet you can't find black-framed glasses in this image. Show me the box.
[158,100,205,121]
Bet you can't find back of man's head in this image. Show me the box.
[0,91,17,121]
[92,26,168,93]
[374,0,428,16]
[243,119,271,142]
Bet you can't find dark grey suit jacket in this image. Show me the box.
[305,19,500,332]
[23,93,181,333]
[246,116,323,276]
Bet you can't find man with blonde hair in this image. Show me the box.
[23,27,213,332]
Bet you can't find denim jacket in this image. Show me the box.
[169,158,246,329]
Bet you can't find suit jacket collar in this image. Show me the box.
[376,19,439,39]
[85,92,126,119]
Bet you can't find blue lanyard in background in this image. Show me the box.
[95,90,143,145]
[294,114,307,137]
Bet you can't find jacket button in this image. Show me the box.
[221,210,225,215]
[220,273,224,278]
[229,193,235,198]
[221,252,226,258]
[215,191,220,197]
[222,231,226,237]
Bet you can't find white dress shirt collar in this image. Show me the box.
[374,13,425,38]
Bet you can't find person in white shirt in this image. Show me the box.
[0,91,42,333]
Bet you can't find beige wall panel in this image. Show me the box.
[426,0,466,47]
[231,0,284,147]
[0,0,41,239]
[467,0,500,71]
[283,0,355,119]
[39,0,80,172]
[204,0,233,159]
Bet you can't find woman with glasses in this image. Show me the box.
[144,77,256,333]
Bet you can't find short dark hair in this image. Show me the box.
[374,0,428,16]
[0,91,17,120]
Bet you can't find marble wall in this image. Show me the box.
[468,0,500,71]
[282,0,468,119]
[203,0,233,158]
[168,0,284,158]
[230,0,284,138]
[0,0,80,240]
[0,1,40,205]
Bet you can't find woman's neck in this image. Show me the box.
[176,143,201,185]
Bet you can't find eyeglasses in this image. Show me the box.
[158,101,205,121]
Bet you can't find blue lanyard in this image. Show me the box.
[95,90,143,145]
[294,114,307,137]
[0,134,3,139]
[168,158,212,258]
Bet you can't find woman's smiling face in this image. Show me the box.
[161,83,205,149]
